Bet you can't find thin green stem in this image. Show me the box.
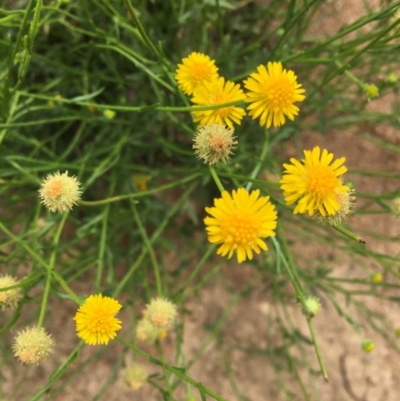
[156,341,176,400]
[18,91,244,113]
[112,183,197,297]
[37,213,68,328]
[246,131,269,192]
[79,173,201,206]
[131,202,163,297]
[0,221,80,304]
[117,338,229,401]
[122,0,165,64]
[209,166,225,193]
[331,225,365,244]
[271,236,328,380]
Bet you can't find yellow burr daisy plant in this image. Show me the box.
[191,77,246,129]
[73,294,122,345]
[280,146,350,217]
[204,188,277,263]
[244,61,305,128]
[175,52,219,95]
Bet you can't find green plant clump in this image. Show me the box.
[1,0,400,400]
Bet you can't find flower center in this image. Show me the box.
[209,134,227,152]
[151,313,168,327]
[213,93,232,118]
[192,63,213,82]
[221,211,262,246]
[45,179,63,199]
[307,165,338,197]
[87,310,113,334]
[264,78,293,109]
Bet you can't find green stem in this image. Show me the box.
[122,0,165,64]
[131,202,163,297]
[112,183,197,297]
[156,341,175,400]
[246,131,269,191]
[331,224,365,244]
[0,221,80,304]
[271,236,328,380]
[306,317,328,381]
[209,166,225,193]
[117,338,229,401]
[18,91,244,113]
[37,213,68,328]
[79,173,201,206]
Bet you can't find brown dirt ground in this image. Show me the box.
[2,1,400,400]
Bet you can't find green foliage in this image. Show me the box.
[1,0,400,400]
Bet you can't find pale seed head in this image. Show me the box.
[12,326,54,365]
[143,297,177,330]
[123,364,148,390]
[0,275,22,310]
[193,123,237,165]
[39,171,82,213]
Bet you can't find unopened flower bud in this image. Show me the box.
[362,340,375,353]
[302,296,321,318]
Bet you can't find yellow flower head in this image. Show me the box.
[362,340,375,353]
[364,84,379,100]
[74,294,122,345]
[39,171,82,213]
[191,77,246,129]
[175,52,219,95]
[280,146,349,216]
[193,123,237,165]
[103,109,116,119]
[123,364,148,390]
[370,273,383,284]
[244,62,305,128]
[132,175,150,192]
[12,326,54,365]
[0,275,22,310]
[204,188,277,263]
[314,189,355,226]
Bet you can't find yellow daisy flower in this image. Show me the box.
[175,52,219,95]
[244,61,305,128]
[192,77,246,129]
[204,188,277,263]
[74,294,122,345]
[280,146,349,216]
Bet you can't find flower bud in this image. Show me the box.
[362,340,375,353]
[302,296,321,318]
